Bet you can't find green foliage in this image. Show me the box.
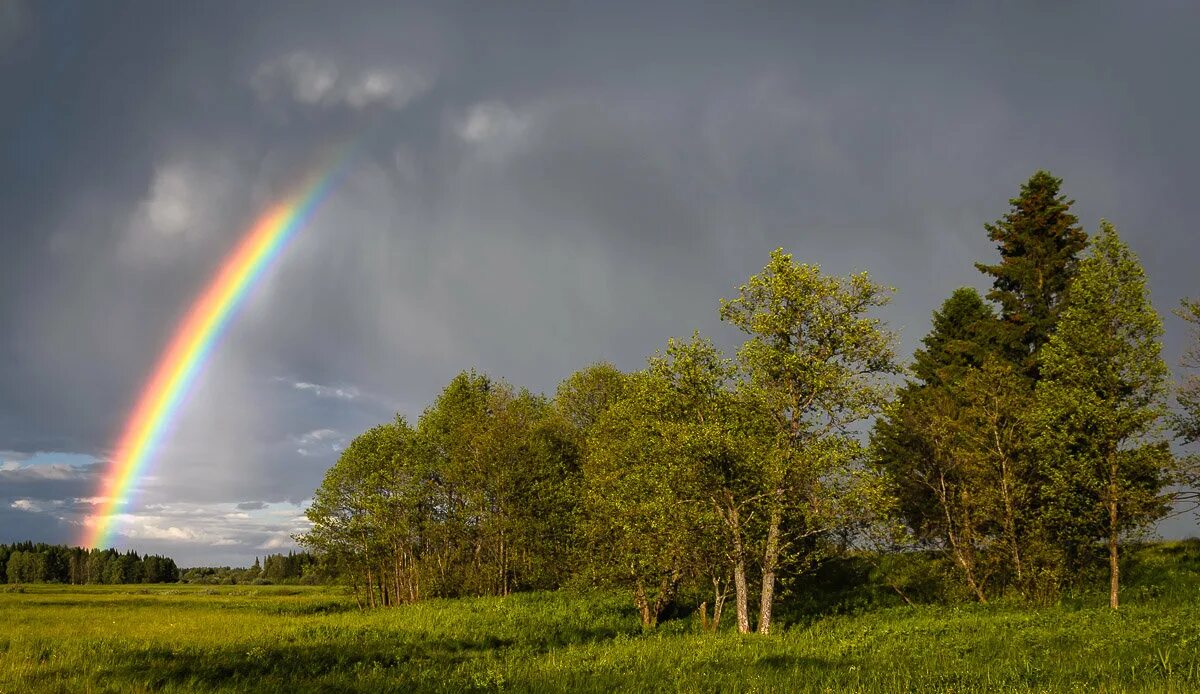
[178,553,317,586]
[580,334,734,627]
[975,170,1088,378]
[911,287,997,387]
[301,372,580,606]
[1175,298,1200,445]
[0,543,178,586]
[1032,221,1174,607]
[720,248,899,633]
[873,290,1003,553]
[554,362,627,435]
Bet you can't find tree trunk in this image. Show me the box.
[633,581,656,628]
[938,473,987,604]
[998,454,1023,584]
[758,503,782,635]
[727,499,752,634]
[710,576,728,633]
[1108,462,1120,610]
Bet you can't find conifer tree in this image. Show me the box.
[874,289,996,546]
[911,287,997,387]
[976,171,1088,379]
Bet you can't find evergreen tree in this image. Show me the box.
[976,171,1088,378]
[1032,222,1174,609]
[873,290,996,545]
[911,287,997,387]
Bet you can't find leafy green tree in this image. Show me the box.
[417,372,579,597]
[581,337,728,628]
[720,249,898,633]
[301,419,415,606]
[1175,298,1200,444]
[1032,222,1174,609]
[555,362,627,435]
[976,171,1088,379]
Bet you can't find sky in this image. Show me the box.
[2,1,1198,566]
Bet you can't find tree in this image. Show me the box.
[911,287,997,387]
[976,171,1088,379]
[1175,298,1200,444]
[555,363,627,435]
[301,418,416,607]
[581,363,714,628]
[720,249,898,633]
[1032,222,1173,609]
[873,289,1000,582]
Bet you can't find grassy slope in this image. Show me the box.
[3,542,1200,693]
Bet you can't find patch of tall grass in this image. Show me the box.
[3,543,1200,692]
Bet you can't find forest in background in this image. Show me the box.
[0,542,180,585]
[299,171,1200,630]
[0,543,321,586]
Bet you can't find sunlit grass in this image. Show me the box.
[4,545,1200,692]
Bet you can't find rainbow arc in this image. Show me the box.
[82,150,351,549]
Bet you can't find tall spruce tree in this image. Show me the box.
[1032,222,1173,609]
[874,288,996,540]
[976,171,1088,379]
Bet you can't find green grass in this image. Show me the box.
[5,544,1200,692]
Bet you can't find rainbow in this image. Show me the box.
[82,150,353,549]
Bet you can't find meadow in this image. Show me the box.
[4,543,1200,693]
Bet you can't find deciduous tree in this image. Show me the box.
[720,249,898,633]
[1032,222,1173,609]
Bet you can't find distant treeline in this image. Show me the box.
[0,542,180,584]
[180,551,321,585]
[301,171,1200,630]
[0,544,331,587]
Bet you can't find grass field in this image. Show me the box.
[4,544,1200,693]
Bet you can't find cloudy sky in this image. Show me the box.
[2,2,1198,566]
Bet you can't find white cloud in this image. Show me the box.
[0,463,91,482]
[257,532,298,550]
[345,68,431,110]
[253,52,338,105]
[104,500,310,549]
[292,428,345,457]
[121,157,240,262]
[252,53,431,111]
[11,499,44,512]
[456,102,530,144]
[291,380,359,400]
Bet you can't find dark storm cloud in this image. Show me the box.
[2,1,1198,563]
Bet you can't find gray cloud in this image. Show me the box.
[2,2,1199,564]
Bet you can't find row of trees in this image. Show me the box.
[301,171,1198,628]
[179,551,321,585]
[301,374,579,608]
[875,174,1194,608]
[0,543,180,584]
